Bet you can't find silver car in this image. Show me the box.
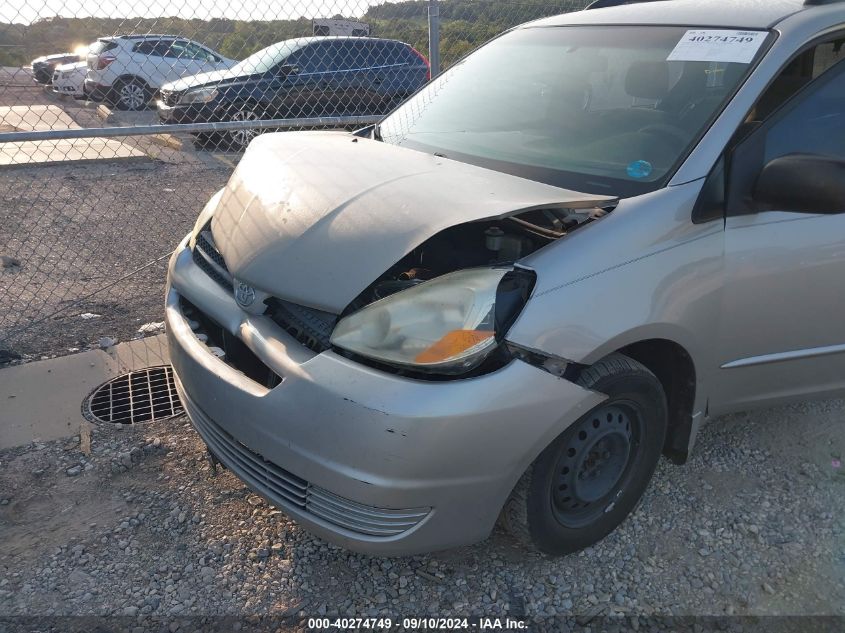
[166,0,845,555]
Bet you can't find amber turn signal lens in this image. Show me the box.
[415,330,494,364]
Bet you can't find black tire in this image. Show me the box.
[113,78,150,111]
[500,353,667,555]
[192,133,222,151]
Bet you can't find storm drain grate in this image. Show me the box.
[83,366,183,424]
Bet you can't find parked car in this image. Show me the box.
[165,0,845,556]
[157,36,430,149]
[84,35,234,111]
[30,53,81,84]
[51,61,88,99]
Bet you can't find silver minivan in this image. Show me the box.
[165,0,845,555]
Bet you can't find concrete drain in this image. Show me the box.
[82,366,183,424]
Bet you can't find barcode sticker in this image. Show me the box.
[667,30,767,64]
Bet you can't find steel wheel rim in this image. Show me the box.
[230,109,259,148]
[551,402,642,529]
[120,83,145,109]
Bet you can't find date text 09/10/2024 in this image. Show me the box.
[307,617,528,630]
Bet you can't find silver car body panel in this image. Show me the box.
[211,132,615,313]
[536,0,805,30]
[167,0,845,554]
[166,238,606,554]
[507,179,719,420]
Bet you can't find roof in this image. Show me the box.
[98,34,181,41]
[530,0,815,30]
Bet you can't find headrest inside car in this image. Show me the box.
[625,61,670,100]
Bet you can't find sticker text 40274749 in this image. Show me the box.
[667,30,768,64]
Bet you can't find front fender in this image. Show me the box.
[507,180,723,410]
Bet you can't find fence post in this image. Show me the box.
[428,0,441,76]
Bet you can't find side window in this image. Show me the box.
[762,70,845,163]
[728,62,845,215]
[133,41,157,56]
[750,36,844,121]
[290,44,330,73]
[330,41,363,71]
[164,40,190,59]
[812,39,844,76]
[189,42,219,62]
[151,40,175,58]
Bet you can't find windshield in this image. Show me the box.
[380,26,769,195]
[230,39,307,75]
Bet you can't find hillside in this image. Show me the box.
[0,0,588,68]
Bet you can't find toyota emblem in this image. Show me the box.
[235,281,256,307]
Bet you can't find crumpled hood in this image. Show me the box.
[211,132,615,313]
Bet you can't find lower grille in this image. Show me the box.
[190,403,429,537]
[193,405,308,509]
[180,297,281,389]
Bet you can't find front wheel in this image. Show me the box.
[113,78,150,111]
[227,105,261,150]
[500,353,667,555]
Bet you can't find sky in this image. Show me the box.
[1,0,399,24]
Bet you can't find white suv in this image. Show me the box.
[84,35,234,111]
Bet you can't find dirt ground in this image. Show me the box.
[0,395,843,630]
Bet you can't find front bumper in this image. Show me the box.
[166,237,605,555]
[83,79,111,103]
[157,101,218,125]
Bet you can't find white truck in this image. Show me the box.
[312,19,370,37]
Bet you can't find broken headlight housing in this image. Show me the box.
[331,267,534,375]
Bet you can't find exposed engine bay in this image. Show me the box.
[346,205,610,315]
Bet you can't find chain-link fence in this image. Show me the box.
[0,0,589,363]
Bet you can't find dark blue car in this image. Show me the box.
[157,36,430,149]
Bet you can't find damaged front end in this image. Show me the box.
[200,132,616,380]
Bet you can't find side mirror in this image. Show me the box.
[753,153,845,214]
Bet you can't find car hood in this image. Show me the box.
[210,132,616,314]
[163,68,257,92]
[56,61,87,72]
[34,54,76,64]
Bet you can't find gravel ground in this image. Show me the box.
[0,158,231,362]
[1,397,843,630]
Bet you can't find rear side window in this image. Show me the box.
[133,40,173,57]
[332,41,368,71]
[368,42,406,68]
[89,40,117,55]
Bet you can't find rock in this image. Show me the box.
[66,465,82,477]
[98,337,117,349]
[137,322,165,335]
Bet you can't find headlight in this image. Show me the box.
[331,267,531,374]
[179,87,218,104]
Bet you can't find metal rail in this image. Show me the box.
[0,114,382,144]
